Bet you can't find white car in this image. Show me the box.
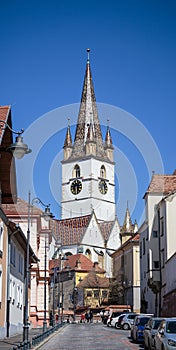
[120,313,139,330]
[106,311,122,326]
[111,313,127,328]
[154,318,176,350]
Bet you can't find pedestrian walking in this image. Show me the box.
[80,313,85,323]
[89,310,93,323]
[85,311,89,323]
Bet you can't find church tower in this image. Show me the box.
[61,49,116,221]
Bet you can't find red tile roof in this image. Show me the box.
[2,197,45,217]
[64,254,94,270]
[49,253,94,272]
[49,253,106,274]
[78,271,109,288]
[54,215,91,246]
[146,174,176,195]
[0,105,10,138]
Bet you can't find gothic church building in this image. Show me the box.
[54,50,138,277]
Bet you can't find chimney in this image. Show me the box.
[93,262,99,271]
[76,259,81,269]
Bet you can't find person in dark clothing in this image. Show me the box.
[85,312,89,323]
[89,310,93,323]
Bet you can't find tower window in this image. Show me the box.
[100,165,106,178]
[73,164,80,178]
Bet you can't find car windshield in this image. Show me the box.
[130,314,137,319]
[166,321,176,334]
[153,320,162,329]
[139,317,151,325]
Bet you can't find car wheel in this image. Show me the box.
[136,333,139,343]
[144,343,148,350]
[123,323,130,330]
[115,323,119,329]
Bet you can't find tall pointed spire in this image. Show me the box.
[120,202,138,244]
[70,49,106,160]
[122,204,133,233]
[63,118,73,160]
[64,118,72,147]
[105,118,114,161]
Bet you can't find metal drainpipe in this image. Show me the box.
[6,230,11,337]
[157,207,162,316]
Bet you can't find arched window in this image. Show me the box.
[73,164,80,178]
[100,165,106,178]
[98,252,104,269]
[85,249,91,260]
[65,252,72,257]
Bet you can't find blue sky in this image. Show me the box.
[1,0,176,225]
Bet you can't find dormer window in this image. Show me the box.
[100,165,106,179]
[73,164,80,178]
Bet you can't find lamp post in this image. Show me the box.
[57,256,68,325]
[0,120,31,159]
[123,279,131,310]
[23,192,54,344]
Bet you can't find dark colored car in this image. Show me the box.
[131,315,153,343]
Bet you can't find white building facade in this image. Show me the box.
[139,172,176,316]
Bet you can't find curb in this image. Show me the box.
[32,325,66,350]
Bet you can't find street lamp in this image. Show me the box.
[123,279,131,310]
[57,256,69,325]
[0,121,31,159]
[23,192,54,344]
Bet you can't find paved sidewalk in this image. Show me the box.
[0,328,43,350]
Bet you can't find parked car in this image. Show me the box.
[111,313,127,329]
[107,311,123,326]
[120,313,139,330]
[154,318,176,350]
[131,315,153,343]
[144,317,165,350]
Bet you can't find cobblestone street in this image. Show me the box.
[38,323,143,350]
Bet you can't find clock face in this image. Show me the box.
[70,179,82,195]
[98,180,108,195]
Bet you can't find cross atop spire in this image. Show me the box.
[87,48,90,63]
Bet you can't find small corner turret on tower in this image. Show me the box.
[104,119,114,162]
[63,118,73,160]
